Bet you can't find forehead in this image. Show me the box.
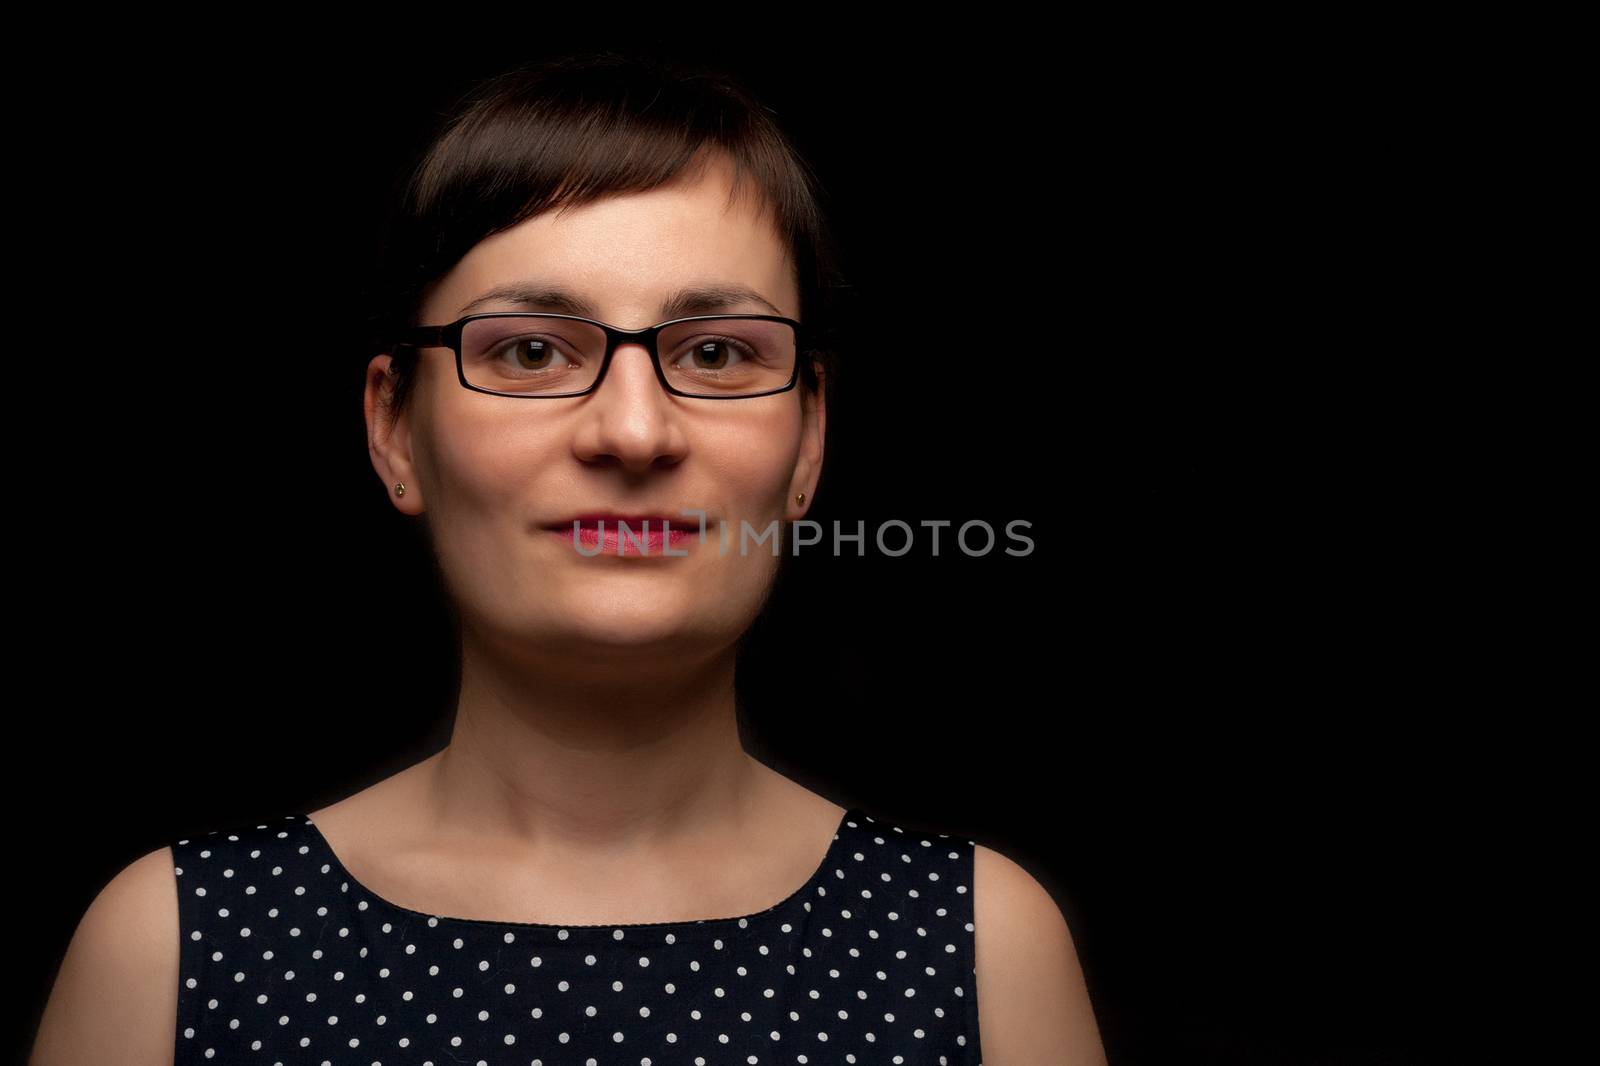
[429,158,798,323]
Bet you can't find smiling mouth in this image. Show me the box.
[543,516,702,555]
[542,514,701,531]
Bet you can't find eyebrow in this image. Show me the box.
[458,281,785,320]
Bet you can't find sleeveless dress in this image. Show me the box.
[170,805,984,1064]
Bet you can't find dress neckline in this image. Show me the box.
[296,805,858,935]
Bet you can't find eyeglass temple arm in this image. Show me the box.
[390,326,447,352]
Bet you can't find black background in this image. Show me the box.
[10,26,1504,1066]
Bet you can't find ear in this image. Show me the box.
[364,354,424,514]
[788,358,827,520]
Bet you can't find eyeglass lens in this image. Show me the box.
[460,316,796,397]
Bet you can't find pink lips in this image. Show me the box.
[543,514,698,555]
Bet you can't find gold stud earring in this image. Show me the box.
[394,483,406,497]
[796,492,805,504]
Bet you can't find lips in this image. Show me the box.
[542,513,698,531]
[543,512,701,556]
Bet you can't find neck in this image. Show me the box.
[423,624,764,854]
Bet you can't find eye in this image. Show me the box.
[492,336,583,373]
[672,337,754,373]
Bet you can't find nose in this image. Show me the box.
[568,340,688,473]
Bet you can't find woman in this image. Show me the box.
[30,52,1105,1065]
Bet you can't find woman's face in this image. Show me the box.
[366,156,824,669]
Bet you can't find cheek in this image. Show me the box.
[419,394,556,530]
[415,409,564,627]
[698,413,803,522]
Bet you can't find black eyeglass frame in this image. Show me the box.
[391,312,813,400]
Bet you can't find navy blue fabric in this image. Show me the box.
[171,805,983,1063]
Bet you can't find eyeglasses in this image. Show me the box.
[391,312,809,399]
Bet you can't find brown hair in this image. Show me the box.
[364,50,851,427]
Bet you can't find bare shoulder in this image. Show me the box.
[973,843,1108,1066]
[28,845,179,1066]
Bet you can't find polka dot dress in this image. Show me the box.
[171,806,983,1064]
